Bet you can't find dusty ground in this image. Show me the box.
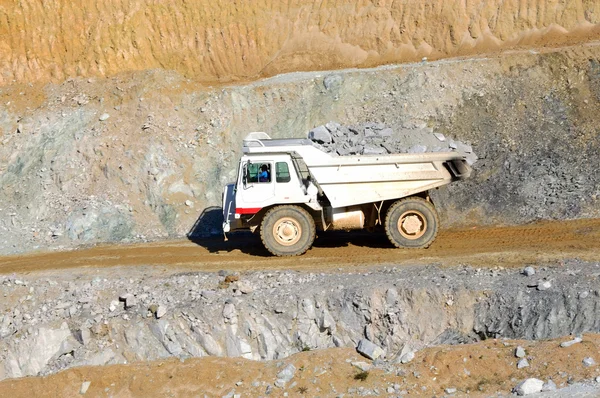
[1,218,599,275]
[1,335,600,397]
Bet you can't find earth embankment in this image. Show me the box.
[1,43,600,254]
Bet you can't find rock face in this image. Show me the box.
[1,259,600,381]
[1,45,600,255]
[4,323,75,378]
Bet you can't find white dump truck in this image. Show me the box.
[222,132,471,256]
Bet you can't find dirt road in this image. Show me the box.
[1,218,599,275]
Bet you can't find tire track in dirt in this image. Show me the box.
[0,218,599,275]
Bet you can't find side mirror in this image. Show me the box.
[242,162,252,189]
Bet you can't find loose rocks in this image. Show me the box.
[517,358,530,369]
[515,346,526,358]
[542,380,557,391]
[522,267,536,277]
[119,293,137,309]
[351,361,372,372]
[400,351,415,364]
[276,363,296,386]
[356,339,384,360]
[537,281,552,291]
[308,125,332,144]
[307,121,477,165]
[514,378,544,395]
[560,337,583,348]
[80,381,91,394]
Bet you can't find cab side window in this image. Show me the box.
[276,162,291,183]
[247,163,271,183]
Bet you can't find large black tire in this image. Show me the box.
[385,197,439,249]
[260,206,316,256]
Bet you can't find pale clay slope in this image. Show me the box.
[0,0,599,85]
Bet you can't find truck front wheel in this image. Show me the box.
[385,197,439,249]
[260,206,316,256]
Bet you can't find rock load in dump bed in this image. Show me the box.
[308,121,478,165]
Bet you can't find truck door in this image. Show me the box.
[238,161,275,212]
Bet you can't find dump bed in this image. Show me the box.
[243,133,471,208]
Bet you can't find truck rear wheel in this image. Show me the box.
[260,206,316,256]
[385,197,439,249]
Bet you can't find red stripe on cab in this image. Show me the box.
[235,207,262,215]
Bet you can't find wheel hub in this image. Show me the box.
[273,217,302,246]
[398,211,427,240]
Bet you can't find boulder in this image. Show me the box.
[308,125,332,144]
[356,339,384,360]
[514,378,544,396]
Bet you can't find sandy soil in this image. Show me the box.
[1,1,599,86]
[1,334,599,397]
[1,218,599,276]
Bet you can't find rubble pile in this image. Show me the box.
[1,260,600,388]
[308,121,478,165]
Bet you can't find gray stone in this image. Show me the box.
[408,145,427,153]
[234,281,254,294]
[325,121,341,132]
[80,381,91,394]
[156,305,167,319]
[5,323,74,378]
[400,351,415,364]
[515,346,526,358]
[119,293,137,308]
[79,328,92,345]
[323,74,343,90]
[445,387,457,394]
[517,358,529,369]
[223,302,236,320]
[583,357,595,367]
[522,266,536,277]
[308,126,332,144]
[433,133,446,141]
[356,339,384,360]
[537,281,552,291]
[99,113,110,121]
[514,378,544,395]
[351,361,372,372]
[379,128,393,137]
[364,128,377,137]
[362,145,386,155]
[277,363,296,382]
[560,337,582,347]
[542,380,557,392]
